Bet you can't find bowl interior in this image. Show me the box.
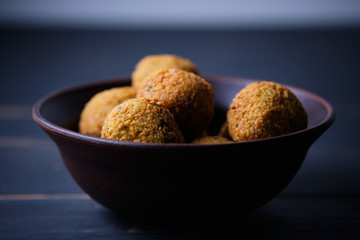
[37,75,332,138]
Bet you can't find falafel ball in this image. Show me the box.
[132,54,198,90]
[227,81,308,141]
[137,68,214,142]
[193,136,232,144]
[79,86,137,137]
[101,98,184,143]
[218,121,231,140]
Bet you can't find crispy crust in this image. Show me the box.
[101,98,184,143]
[218,121,231,139]
[79,86,137,137]
[227,81,308,141]
[137,68,214,142]
[193,136,232,144]
[131,54,198,90]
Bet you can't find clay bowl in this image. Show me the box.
[32,76,335,221]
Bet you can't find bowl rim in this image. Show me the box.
[32,75,335,150]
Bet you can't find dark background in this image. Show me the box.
[1,1,360,239]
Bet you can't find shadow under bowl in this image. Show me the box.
[32,75,335,221]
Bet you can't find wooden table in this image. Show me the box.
[1,28,360,239]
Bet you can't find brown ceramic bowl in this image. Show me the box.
[32,76,335,221]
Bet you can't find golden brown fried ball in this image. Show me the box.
[132,54,198,90]
[137,68,214,142]
[227,81,308,141]
[101,98,184,143]
[218,121,231,140]
[79,86,137,137]
[193,136,232,144]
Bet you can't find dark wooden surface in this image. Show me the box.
[1,28,360,239]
